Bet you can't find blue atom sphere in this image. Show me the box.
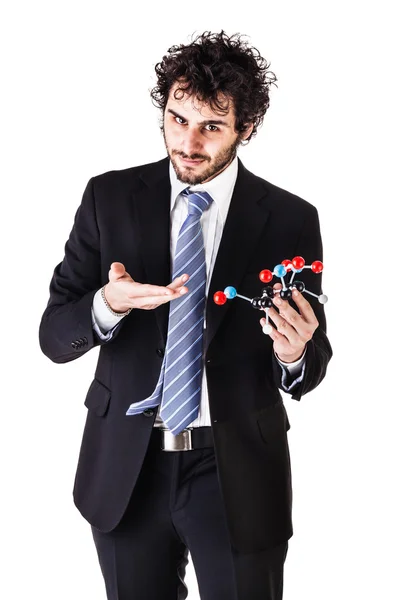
[274,264,287,277]
[224,286,237,299]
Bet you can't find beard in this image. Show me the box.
[163,130,241,185]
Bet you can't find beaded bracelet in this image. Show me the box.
[101,285,132,317]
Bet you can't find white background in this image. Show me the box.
[1,1,399,598]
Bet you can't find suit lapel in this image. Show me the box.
[204,158,272,353]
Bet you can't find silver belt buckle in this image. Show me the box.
[161,428,193,451]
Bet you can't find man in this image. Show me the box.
[39,31,332,600]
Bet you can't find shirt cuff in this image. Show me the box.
[275,348,307,393]
[280,358,306,392]
[274,347,307,376]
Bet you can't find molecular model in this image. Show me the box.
[213,256,328,335]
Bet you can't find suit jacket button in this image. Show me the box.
[71,342,77,349]
[143,409,155,417]
[156,348,165,357]
[206,359,212,364]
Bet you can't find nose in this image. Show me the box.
[180,128,204,159]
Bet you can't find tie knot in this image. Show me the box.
[181,188,213,217]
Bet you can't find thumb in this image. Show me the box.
[109,262,128,282]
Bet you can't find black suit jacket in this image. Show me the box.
[39,156,332,553]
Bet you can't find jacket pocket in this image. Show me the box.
[84,378,111,417]
[256,400,290,444]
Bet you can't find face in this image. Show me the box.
[163,82,253,185]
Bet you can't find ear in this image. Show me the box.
[241,122,254,142]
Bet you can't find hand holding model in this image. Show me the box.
[214,256,327,363]
[260,282,319,363]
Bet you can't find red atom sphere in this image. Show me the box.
[311,260,323,273]
[292,256,305,270]
[259,269,273,283]
[281,259,292,271]
[214,291,227,305]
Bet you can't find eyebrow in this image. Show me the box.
[167,108,230,127]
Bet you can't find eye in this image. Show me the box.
[205,125,219,132]
[174,116,186,125]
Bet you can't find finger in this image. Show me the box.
[269,325,292,347]
[167,274,190,290]
[272,282,282,297]
[272,294,314,343]
[109,262,127,281]
[129,282,182,298]
[111,262,125,271]
[272,284,291,312]
[259,315,293,352]
[267,306,300,346]
[134,289,188,307]
[259,316,270,330]
[291,289,319,327]
[272,294,301,324]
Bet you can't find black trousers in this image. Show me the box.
[91,428,288,600]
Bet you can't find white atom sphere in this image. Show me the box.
[263,324,273,335]
[318,294,328,304]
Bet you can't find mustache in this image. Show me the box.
[175,152,209,161]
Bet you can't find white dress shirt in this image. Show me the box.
[91,155,306,428]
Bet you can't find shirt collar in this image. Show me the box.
[169,154,238,222]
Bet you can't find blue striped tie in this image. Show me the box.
[126,188,213,435]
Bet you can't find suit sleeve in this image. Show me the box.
[38,177,127,363]
[272,205,333,400]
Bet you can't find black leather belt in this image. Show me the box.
[153,426,214,451]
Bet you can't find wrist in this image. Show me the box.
[101,284,132,317]
[276,347,305,364]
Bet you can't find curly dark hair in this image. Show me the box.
[150,30,278,144]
